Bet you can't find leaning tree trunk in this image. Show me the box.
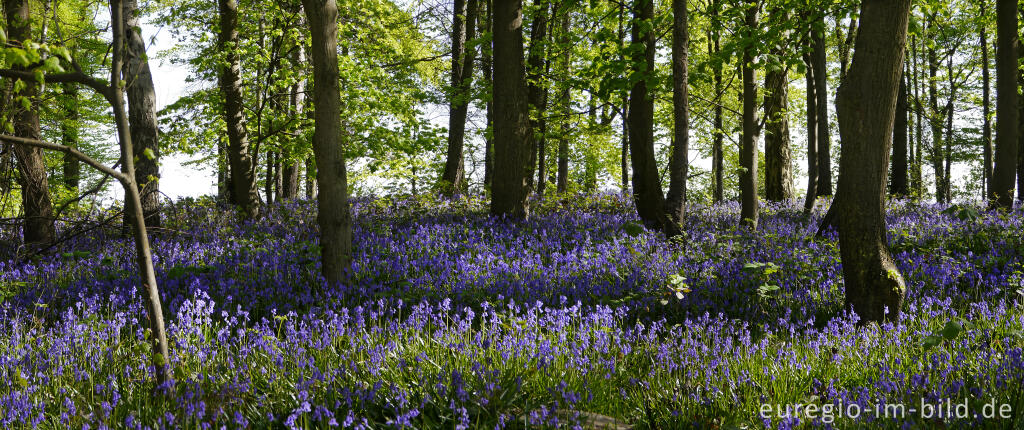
[764,45,793,202]
[812,20,832,197]
[61,84,81,191]
[441,0,478,195]
[891,72,909,196]
[219,0,260,218]
[738,1,759,229]
[123,0,161,228]
[490,0,533,217]
[990,0,1018,209]
[664,0,689,233]
[803,47,818,213]
[303,0,353,284]
[628,0,667,230]
[835,0,912,324]
[4,0,56,246]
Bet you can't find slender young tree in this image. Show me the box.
[4,0,56,246]
[990,0,1018,209]
[812,17,832,197]
[481,0,494,190]
[219,0,261,218]
[835,0,912,323]
[738,1,759,229]
[763,10,792,202]
[526,0,550,193]
[441,0,479,195]
[555,5,570,194]
[803,46,818,213]
[981,0,992,198]
[628,0,667,229]
[491,0,533,217]
[710,0,724,203]
[123,0,161,228]
[303,0,353,283]
[664,0,689,232]
[891,73,909,196]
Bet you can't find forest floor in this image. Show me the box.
[1,194,1023,429]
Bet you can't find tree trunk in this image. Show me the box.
[282,44,303,201]
[109,0,171,385]
[890,71,909,196]
[526,0,550,194]
[664,0,689,231]
[491,0,533,217]
[981,3,993,199]
[304,155,316,199]
[620,98,629,191]
[835,0,911,324]
[990,0,1018,209]
[441,0,478,195]
[217,137,231,201]
[803,46,818,213]
[219,0,260,218]
[61,84,81,191]
[710,0,723,204]
[4,0,56,246]
[265,150,275,203]
[739,2,759,229]
[837,17,857,83]
[911,35,924,198]
[628,0,667,230]
[482,0,493,190]
[555,6,570,194]
[812,21,832,197]
[926,40,947,203]
[123,0,161,228]
[763,17,792,202]
[303,0,353,283]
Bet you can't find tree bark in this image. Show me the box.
[763,15,792,203]
[890,70,909,196]
[303,0,353,283]
[911,35,924,198]
[803,46,818,213]
[304,155,316,199]
[481,0,493,191]
[710,0,723,204]
[219,0,260,218]
[812,20,832,197]
[835,0,911,324]
[739,1,759,229]
[664,0,689,232]
[491,0,533,217]
[526,0,550,194]
[61,84,81,191]
[110,0,171,385]
[4,0,56,246]
[628,0,667,230]
[926,39,947,202]
[123,0,161,228]
[441,0,478,195]
[555,5,570,194]
[981,2,993,199]
[991,0,1018,209]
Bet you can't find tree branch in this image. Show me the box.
[0,134,129,184]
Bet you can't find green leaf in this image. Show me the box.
[940,321,962,340]
[143,148,156,160]
[922,334,942,350]
[623,221,644,237]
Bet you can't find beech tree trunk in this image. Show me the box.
[926,41,947,203]
[555,6,570,194]
[123,0,161,228]
[491,0,533,217]
[219,0,260,218]
[481,0,493,190]
[710,0,723,204]
[991,0,1018,209]
[911,36,924,197]
[441,0,478,195]
[891,72,909,196]
[812,21,832,197]
[526,0,550,194]
[628,0,667,230]
[4,0,56,246]
[664,0,689,232]
[738,2,759,229]
[304,156,316,199]
[981,9,992,198]
[303,0,353,284]
[835,0,911,324]
[61,84,81,191]
[764,18,792,203]
[803,46,818,213]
